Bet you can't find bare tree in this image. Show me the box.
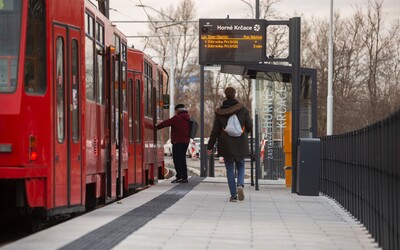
[355,0,399,123]
[302,0,400,135]
[140,0,198,106]
[381,20,400,112]
[240,0,280,19]
[140,0,400,137]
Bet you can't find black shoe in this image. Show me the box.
[180,179,188,183]
[229,196,238,202]
[171,179,182,183]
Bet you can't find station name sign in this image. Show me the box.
[199,19,266,65]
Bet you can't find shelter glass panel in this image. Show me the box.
[255,74,291,180]
[254,70,315,180]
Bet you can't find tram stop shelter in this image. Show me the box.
[198,17,318,194]
[220,64,317,193]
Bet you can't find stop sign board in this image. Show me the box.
[199,19,266,65]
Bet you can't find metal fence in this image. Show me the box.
[263,145,285,180]
[320,110,400,250]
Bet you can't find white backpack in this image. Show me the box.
[224,114,244,137]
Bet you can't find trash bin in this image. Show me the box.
[296,138,320,196]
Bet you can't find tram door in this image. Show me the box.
[104,46,119,202]
[151,86,158,182]
[133,74,143,185]
[126,72,143,186]
[53,25,82,208]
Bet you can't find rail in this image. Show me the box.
[320,109,400,250]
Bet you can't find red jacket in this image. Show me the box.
[157,110,190,144]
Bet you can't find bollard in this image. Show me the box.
[209,148,215,177]
[284,166,292,187]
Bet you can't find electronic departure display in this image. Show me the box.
[199,19,266,65]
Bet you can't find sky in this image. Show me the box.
[109,0,399,60]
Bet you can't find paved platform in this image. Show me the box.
[2,177,380,250]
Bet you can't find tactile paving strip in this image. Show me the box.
[59,177,204,250]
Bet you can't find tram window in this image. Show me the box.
[85,37,94,101]
[0,0,22,93]
[121,44,126,82]
[96,44,104,104]
[56,37,65,143]
[122,79,127,111]
[121,44,127,62]
[96,22,104,45]
[114,35,120,55]
[135,79,141,143]
[85,13,95,101]
[0,59,17,93]
[157,70,163,119]
[71,39,79,142]
[128,78,133,144]
[144,61,152,116]
[23,0,45,94]
[122,45,127,111]
[96,22,104,104]
[85,13,93,35]
[114,58,119,144]
[143,64,148,116]
[0,0,14,10]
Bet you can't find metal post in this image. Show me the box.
[250,127,254,186]
[209,148,215,177]
[290,17,301,193]
[254,0,260,188]
[255,113,260,190]
[169,32,175,118]
[200,65,207,177]
[255,0,259,19]
[251,79,256,187]
[105,0,109,19]
[327,0,334,135]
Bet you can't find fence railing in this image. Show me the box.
[263,145,285,180]
[320,110,400,250]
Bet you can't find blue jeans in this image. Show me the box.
[224,158,245,197]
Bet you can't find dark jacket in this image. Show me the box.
[207,99,252,161]
[157,110,190,144]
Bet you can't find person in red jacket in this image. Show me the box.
[157,104,190,183]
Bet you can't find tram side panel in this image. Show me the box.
[0,0,166,221]
[84,3,129,203]
[144,57,158,184]
[126,49,167,186]
[126,48,145,188]
[153,66,166,179]
[0,0,88,217]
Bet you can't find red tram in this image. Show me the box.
[0,0,168,220]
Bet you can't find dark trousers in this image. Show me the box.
[172,143,189,180]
